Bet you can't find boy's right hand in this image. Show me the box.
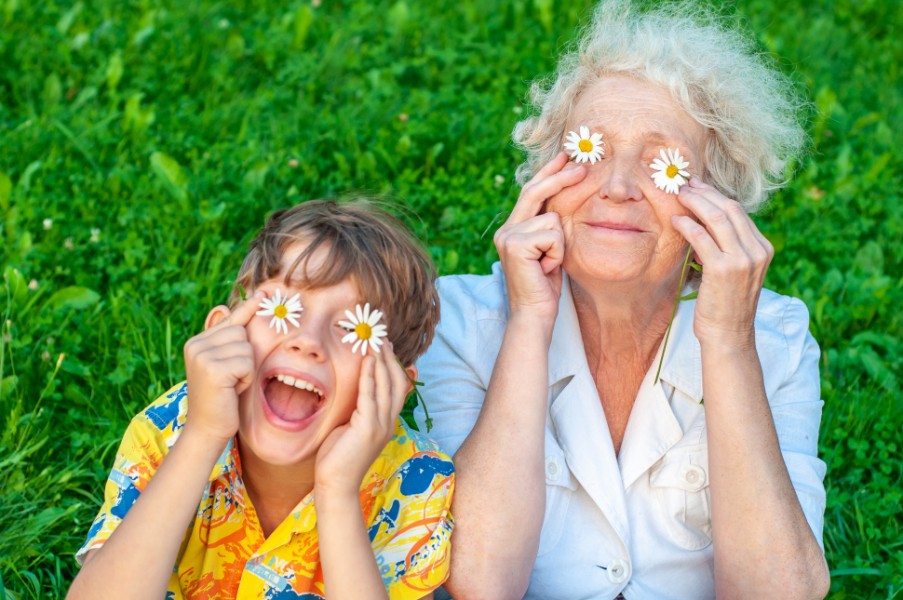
[182,291,262,446]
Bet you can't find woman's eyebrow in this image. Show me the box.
[640,131,679,147]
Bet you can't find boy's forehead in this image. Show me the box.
[259,242,365,298]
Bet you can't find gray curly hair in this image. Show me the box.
[512,0,808,212]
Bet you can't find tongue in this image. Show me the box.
[266,380,321,421]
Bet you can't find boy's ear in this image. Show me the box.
[403,365,418,393]
[204,305,231,330]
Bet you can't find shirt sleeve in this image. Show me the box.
[372,446,456,600]
[413,272,508,457]
[75,409,171,565]
[769,296,828,549]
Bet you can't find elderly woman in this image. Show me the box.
[415,1,829,598]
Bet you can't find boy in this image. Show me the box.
[69,200,454,599]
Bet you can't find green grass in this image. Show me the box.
[1,0,901,597]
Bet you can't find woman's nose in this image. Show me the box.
[597,156,643,203]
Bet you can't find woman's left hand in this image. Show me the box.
[671,177,774,348]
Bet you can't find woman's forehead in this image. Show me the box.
[567,75,706,148]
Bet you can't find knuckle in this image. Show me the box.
[726,201,746,217]
[708,211,730,226]
[690,224,708,240]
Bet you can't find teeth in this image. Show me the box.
[274,373,324,397]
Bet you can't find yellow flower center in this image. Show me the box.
[274,305,288,319]
[666,164,679,178]
[355,322,372,340]
[578,139,594,153]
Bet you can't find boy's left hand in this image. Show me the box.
[314,344,409,497]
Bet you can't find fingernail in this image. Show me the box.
[689,177,702,187]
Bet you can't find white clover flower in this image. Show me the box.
[43,218,53,230]
[650,148,690,195]
[90,228,100,243]
[339,303,388,356]
[563,126,604,164]
[256,289,303,335]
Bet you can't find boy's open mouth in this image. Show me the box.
[263,374,325,422]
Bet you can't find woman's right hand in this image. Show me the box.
[493,152,586,322]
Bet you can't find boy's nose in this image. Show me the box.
[284,323,326,359]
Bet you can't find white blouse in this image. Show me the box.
[415,263,826,600]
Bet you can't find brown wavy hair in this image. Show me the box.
[231,199,439,366]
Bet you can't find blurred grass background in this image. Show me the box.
[1,0,900,597]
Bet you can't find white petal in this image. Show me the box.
[355,304,364,323]
[286,315,300,327]
[342,332,358,343]
[352,338,362,353]
[579,125,590,140]
[338,320,356,329]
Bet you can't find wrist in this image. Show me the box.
[695,322,756,350]
[698,334,758,357]
[314,484,361,516]
[177,426,233,464]
[506,311,556,342]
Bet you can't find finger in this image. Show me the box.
[356,355,377,422]
[223,289,267,327]
[683,179,762,250]
[503,210,563,234]
[533,151,571,180]
[509,158,586,224]
[371,348,394,430]
[504,228,565,266]
[537,229,565,275]
[384,346,408,423]
[677,188,743,253]
[671,215,722,265]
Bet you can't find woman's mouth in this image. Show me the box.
[590,220,643,232]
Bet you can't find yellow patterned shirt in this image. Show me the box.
[77,382,455,599]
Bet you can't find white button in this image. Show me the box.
[607,558,630,584]
[545,457,560,481]
[684,465,706,490]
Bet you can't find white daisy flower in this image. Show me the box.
[256,288,303,335]
[339,303,388,356]
[650,148,690,195]
[563,126,604,164]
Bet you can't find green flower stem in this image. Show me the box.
[653,245,695,385]
[399,357,432,432]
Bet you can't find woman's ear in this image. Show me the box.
[204,305,231,330]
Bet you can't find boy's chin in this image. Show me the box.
[238,427,319,470]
